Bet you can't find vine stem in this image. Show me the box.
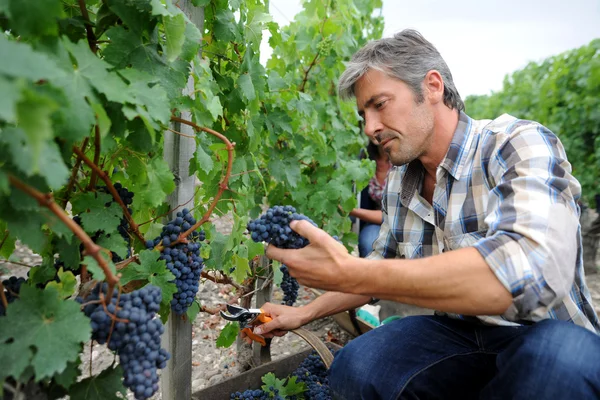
[87,125,101,190]
[72,146,146,245]
[201,270,241,291]
[77,0,97,54]
[169,116,235,241]
[0,230,9,254]
[62,137,89,208]
[298,11,329,92]
[7,175,119,289]
[0,281,8,309]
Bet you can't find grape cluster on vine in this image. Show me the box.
[146,208,205,315]
[280,265,300,306]
[247,206,317,307]
[0,276,25,316]
[247,205,316,249]
[78,283,170,400]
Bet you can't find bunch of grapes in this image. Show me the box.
[230,387,285,400]
[78,283,170,400]
[280,265,299,306]
[146,208,205,315]
[230,350,334,400]
[0,276,26,316]
[291,351,332,400]
[229,389,268,400]
[247,206,316,249]
[247,206,317,306]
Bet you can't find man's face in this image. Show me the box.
[355,69,434,166]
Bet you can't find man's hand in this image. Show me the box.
[265,220,360,292]
[240,302,307,344]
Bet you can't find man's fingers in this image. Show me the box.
[265,243,285,261]
[289,219,324,241]
[254,320,278,336]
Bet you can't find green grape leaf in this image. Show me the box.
[164,13,186,62]
[213,8,237,42]
[0,221,16,259]
[230,254,250,284]
[0,76,21,122]
[15,90,59,172]
[119,250,177,307]
[261,373,286,395]
[7,0,64,37]
[237,74,256,101]
[53,360,80,390]
[186,300,200,323]
[282,375,306,396]
[62,39,133,105]
[0,36,66,81]
[54,236,81,271]
[69,365,126,400]
[203,228,227,271]
[272,260,283,286]
[97,233,129,259]
[0,127,69,189]
[82,253,116,282]
[216,322,238,348]
[79,202,123,236]
[193,143,215,175]
[71,192,112,219]
[244,10,271,48]
[140,158,176,207]
[267,70,286,91]
[45,268,77,299]
[0,285,92,381]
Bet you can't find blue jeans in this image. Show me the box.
[359,223,380,258]
[329,315,600,399]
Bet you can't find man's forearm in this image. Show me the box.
[301,291,371,324]
[349,209,383,224]
[349,247,512,315]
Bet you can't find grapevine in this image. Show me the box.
[0,0,385,398]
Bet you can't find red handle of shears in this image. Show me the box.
[243,311,273,346]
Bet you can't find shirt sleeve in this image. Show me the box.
[473,122,582,322]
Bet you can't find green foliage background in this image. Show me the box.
[0,0,382,397]
[464,39,600,205]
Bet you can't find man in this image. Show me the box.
[255,30,600,399]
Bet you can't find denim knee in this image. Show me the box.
[489,319,600,398]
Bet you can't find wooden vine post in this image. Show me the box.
[160,2,204,399]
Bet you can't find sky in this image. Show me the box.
[262,0,600,97]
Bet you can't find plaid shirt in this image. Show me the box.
[368,111,600,333]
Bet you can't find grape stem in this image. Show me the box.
[298,12,329,92]
[0,281,8,309]
[72,145,146,245]
[7,175,120,289]
[87,125,102,190]
[168,116,235,242]
[0,230,9,254]
[77,0,97,53]
[201,270,242,291]
[61,137,89,208]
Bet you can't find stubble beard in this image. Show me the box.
[387,106,434,167]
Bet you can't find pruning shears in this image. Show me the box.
[220,304,273,346]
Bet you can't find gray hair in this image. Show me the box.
[338,29,464,111]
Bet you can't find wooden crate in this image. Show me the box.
[192,343,341,400]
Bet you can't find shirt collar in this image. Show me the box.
[439,111,473,181]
